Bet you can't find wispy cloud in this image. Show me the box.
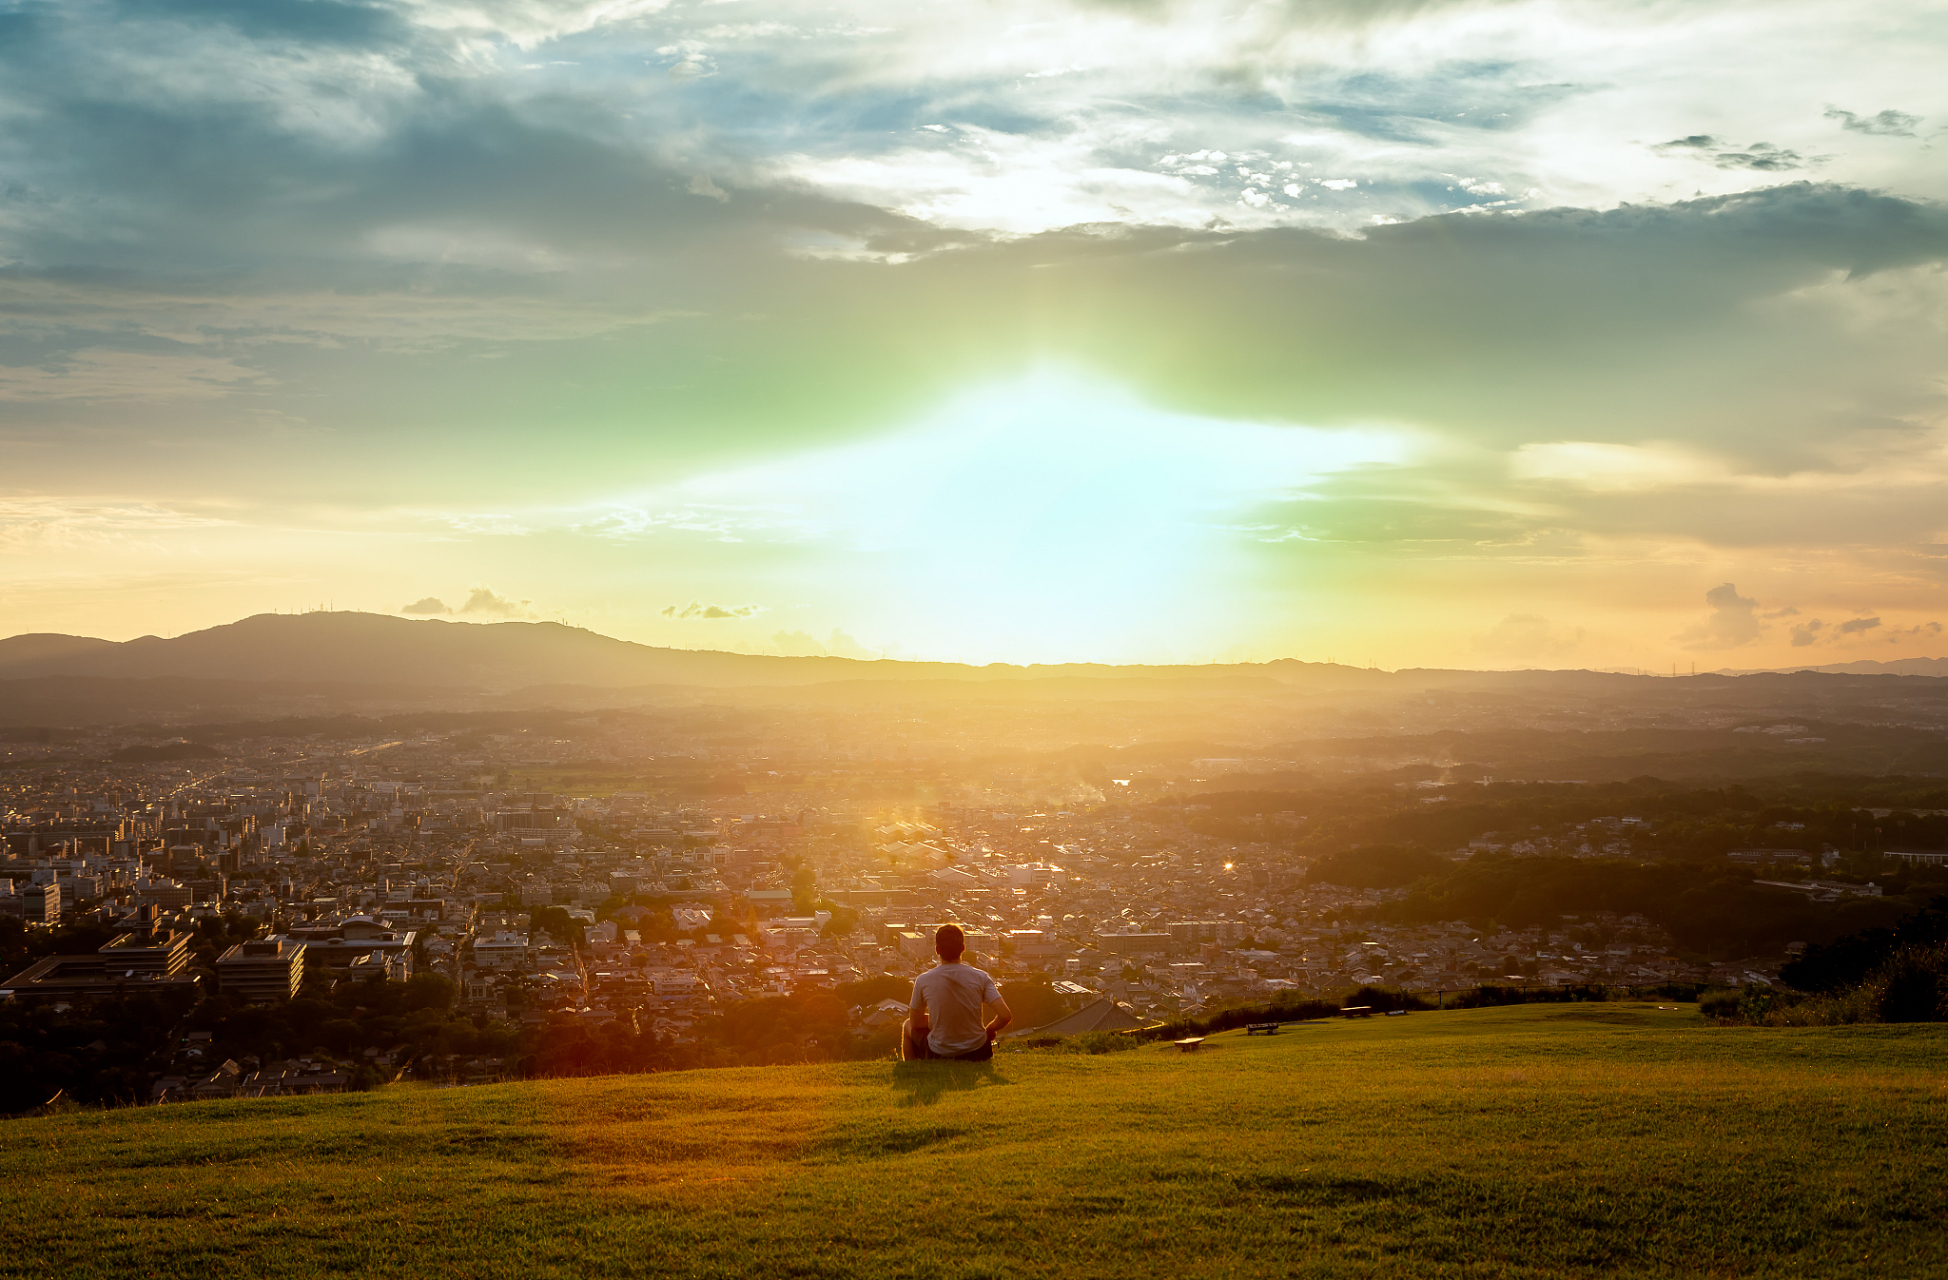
[0,499,231,552]
[1825,106,1922,137]
[1651,136,1810,172]
[457,587,533,618]
[661,601,764,619]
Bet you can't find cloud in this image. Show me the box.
[445,515,537,537]
[1825,107,1921,137]
[1509,441,1725,492]
[1678,583,1763,650]
[1653,137,1807,171]
[0,499,229,552]
[0,350,268,402]
[2,0,1948,665]
[767,628,881,658]
[660,601,764,619]
[1762,605,1800,619]
[401,596,451,615]
[824,629,881,660]
[457,587,533,618]
[1469,614,1583,662]
[1790,617,1941,647]
[771,629,826,657]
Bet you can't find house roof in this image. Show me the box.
[1008,997,1147,1039]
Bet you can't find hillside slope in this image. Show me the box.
[2,1005,1943,1279]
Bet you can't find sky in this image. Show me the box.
[3,0,1947,668]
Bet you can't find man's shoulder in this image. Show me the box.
[916,962,991,983]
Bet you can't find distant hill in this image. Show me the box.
[1717,657,1948,677]
[16,610,1940,695]
[0,611,1434,694]
[0,611,1943,727]
[108,742,223,763]
[0,614,885,691]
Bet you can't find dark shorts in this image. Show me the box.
[908,1033,993,1062]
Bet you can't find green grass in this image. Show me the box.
[4,1004,1946,1278]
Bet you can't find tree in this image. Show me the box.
[529,906,583,949]
[790,865,818,915]
[1307,844,1447,890]
[819,904,859,937]
[402,972,456,1013]
[999,975,1068,1031]
[835,973,909,1008]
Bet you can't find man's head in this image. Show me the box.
[934,923,965,961]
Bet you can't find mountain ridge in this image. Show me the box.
[0,612,1382,691]
[1715,656,1948,677]
[0,612,1943,706]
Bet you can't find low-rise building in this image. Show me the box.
[0,879,61,926]
[97,928,193,977]
[472,930,531,970]
[217,938,304,1002]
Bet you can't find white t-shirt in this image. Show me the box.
[910,960,1003,1056]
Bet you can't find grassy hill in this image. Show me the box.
[4,1005,1945,1278]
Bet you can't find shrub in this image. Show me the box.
[1342,985,1431,1013]
[1698,988,1742,1021]
[1869,941,1948,1023]
[1711,943,1948,1026]
[1014,1031,1142,1055]
[1759,987,1876,1027]
[1779,896,1948,993]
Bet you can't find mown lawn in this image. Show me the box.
[3,1003,1944,1278]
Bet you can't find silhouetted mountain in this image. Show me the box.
[1717,657,1948,677]
[0,614,896,690]
[0,612,1381,692]
[0,611,1943,729]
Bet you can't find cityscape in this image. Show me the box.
[10,640,1938,1108]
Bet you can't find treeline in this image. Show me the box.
[1128,981,1711,1045]
[1158,775,1948,866]
[0,915,281,1114]
[1782,898,1948,993]
[1367,853,1906,956]
[1708,898,1948,1026]
[183,972,478,1074]
[1,968,1079,1112]
[0,989,197,1114]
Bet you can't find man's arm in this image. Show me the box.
[985,997,1012,1041]
[908,979,930,1035]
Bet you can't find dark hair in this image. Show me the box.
[934,923,965,959]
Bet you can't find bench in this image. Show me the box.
[1174,1037,1206,1053]
[1339,1006,1374,1019]
[1245,1022,1280,1035]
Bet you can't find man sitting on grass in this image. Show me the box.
[902,923,1012,1061]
